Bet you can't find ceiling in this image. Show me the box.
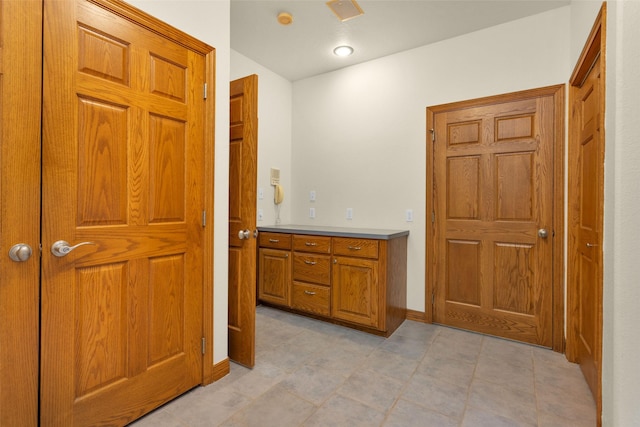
[231,0,570,81]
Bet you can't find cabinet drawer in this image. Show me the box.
[293,235,331,254]
[259,232,291,250]
[333,237,379,259]
[291,282,330,317]
[293,253,331,285]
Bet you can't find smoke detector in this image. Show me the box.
[326,0,364,22]
[277,12,293,26]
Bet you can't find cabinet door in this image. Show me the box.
[258,248,291,306]
[332,257,379,327]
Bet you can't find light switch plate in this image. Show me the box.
[310,190,316,202]
[406,209,413,222]
[346,208,353,220]
[309,207,316,219]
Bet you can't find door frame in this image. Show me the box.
[425,85,565,352]
[566,3,606,422]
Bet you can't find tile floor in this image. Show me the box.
[131,306,596,427]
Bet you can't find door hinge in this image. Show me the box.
[202,210,207,227]
[203,83,208,99]
[202,337,206,355]
[432,291,435,305]
[429,128,435,142]
[431,211,435,223]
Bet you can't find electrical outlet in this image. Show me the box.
[406,209,413,222]
[346,208,353,220]
[258,209,264,221]
[309,207,316,219]
[310,190,316,202]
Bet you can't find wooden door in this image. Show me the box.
[228,75,258,368]
[41,1,212,425]
[427,86,564,347]
[567,5,605,420]
[0,1,41,425]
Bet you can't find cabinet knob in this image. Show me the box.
[333,259,337,264]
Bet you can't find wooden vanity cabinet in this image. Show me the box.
[257,228,407,336]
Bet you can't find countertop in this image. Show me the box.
[257,224,409,240]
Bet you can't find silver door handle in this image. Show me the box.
[51,240,95,257]
[238,229,250,240]
[586,243,599,247]
[9,243,33,262]
[538,229,549,239]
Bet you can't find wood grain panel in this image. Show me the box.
[258,248,290,306]
[259,232,292,250]
[149,255,185,366]
[333,237,378,259]
[293,235,331,254]
[495,152,533,221]
[75,263,128,398]
[446,240,480,306]
[447,156,479,220]
[291,282,330,316]
[149,114,185,223]
[331,257,378,326]
[229,96,243,141]
[495,115,533,141]
[293,253,331,285]
[494,243,534,315]
[228,247,241,328]
[447,120,480,145]
[150,54,185,101]
[78,24,129,85]
[580,129,597,230]
[77,97,128,226]
[228,140,241,221]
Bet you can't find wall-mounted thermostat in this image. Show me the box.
[270,168,280,185]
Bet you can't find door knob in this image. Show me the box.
[9,243,33,262]
[51,240,95,257]
[238,229,250,240]
[538,229,549,239]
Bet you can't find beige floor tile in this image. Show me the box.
[303,394,385,427]
[383,398,458,427]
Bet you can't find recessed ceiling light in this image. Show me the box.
[277,12,293,26]
[333,45,354,57]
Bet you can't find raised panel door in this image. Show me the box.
[40,1,210,425]
[430,87,562,347]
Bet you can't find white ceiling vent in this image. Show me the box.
[326,0,364,22]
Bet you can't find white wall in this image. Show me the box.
[128,0,231,364]
[291,7,570,312]
[230,50,293,226]
[601,2,640,425]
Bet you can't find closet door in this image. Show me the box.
[0,1,42,425]
[40,1,212,425]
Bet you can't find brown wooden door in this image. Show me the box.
[228,75,258,368]
[567,6,605,418]
[428,86,563,347]
[41,1,210,425]
[0,1,41,425]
